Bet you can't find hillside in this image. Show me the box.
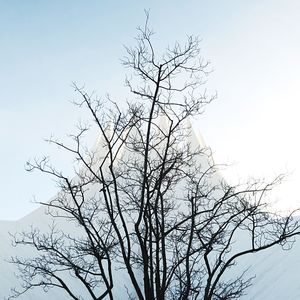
[1,126,299,300]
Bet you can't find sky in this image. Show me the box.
[1,0,300,220]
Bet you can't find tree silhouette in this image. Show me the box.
[9,15,300,300]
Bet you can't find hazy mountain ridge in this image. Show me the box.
[1,127,299,299]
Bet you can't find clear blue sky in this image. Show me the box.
[1,0,300,219]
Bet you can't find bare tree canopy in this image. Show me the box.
[9,15,300,300]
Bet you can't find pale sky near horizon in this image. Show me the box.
[1,0,300,220]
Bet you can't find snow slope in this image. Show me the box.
[0,206,133,299]
[1,125,300,299]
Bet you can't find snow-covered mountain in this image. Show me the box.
[1,125,300,300]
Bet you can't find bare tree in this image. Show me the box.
[9,15,300,300]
